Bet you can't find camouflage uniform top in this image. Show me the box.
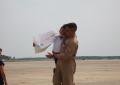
[55,36,78,62]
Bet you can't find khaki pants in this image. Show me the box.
[53,60,76,85]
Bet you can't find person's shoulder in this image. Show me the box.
[66,38,77,46]
[68,36,78,42]
[65,37,78,48]
[0,60,4,66]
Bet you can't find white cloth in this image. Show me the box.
[52,36,63,53]
[34,31,57,53]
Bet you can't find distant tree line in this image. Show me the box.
[0,55,12,60]
[76,56,120,60]
[1,56,120,61]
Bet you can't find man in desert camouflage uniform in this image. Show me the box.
[52,23,78,85]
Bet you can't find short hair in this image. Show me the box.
[0,48,2,51]
[62,22,77,32]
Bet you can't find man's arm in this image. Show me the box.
[0,65,8,85]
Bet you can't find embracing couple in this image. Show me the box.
[46,22,78,85]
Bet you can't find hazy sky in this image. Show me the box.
[0,0,120,58]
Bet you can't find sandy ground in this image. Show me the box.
[5,60,120,85]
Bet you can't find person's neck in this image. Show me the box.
[65,36,74,39]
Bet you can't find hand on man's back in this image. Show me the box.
[46,52,54,58]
